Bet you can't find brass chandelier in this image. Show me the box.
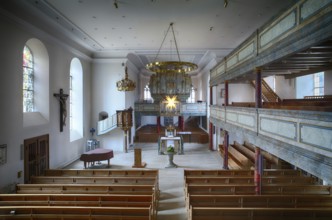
[116,66,136,91]
[146,23,198,74]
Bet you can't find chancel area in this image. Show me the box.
[1,0,332,219]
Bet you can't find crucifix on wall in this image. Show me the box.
[53,89,69,132]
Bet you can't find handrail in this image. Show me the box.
[97,113,117,135]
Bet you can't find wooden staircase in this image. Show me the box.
[252,79,281,102]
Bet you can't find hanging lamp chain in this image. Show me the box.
[153,22,181,63]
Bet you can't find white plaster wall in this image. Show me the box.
[229,83,255,104]
[0,13,91,190]
[324,70,332,95]
[275,76,296,99]
[91,61,126,152]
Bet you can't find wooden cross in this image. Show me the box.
[53,89,69,132]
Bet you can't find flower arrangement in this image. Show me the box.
[166,145,175,153]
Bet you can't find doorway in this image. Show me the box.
[24,134,49,183]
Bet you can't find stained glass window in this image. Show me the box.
[69,75,73,130]
[23,46,34,112]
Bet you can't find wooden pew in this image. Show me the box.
[218,144,241,169]
[0,206,153,220]
[30,176,157,185]
[187,194,332,209]
[184,169,301,177]
[0,194,157,219]
[0,194,153,207]
[16,184,157,196]
[185,184,331,197]
[184,176,316,185]
[243,141,280,168]
[189,207,332,220]
[44,169,159,177]
[232,141,255,164]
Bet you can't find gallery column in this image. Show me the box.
[224,80,229,106]
[209,122,214,151]
[255,67,262,108]
[254,147,262,195]
[209,86,213,106]
[223,130,229,170]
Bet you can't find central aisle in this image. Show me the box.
[158,168,186,220]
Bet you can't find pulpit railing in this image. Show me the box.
[97,113,117,135]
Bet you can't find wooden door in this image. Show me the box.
[24,134,49,183]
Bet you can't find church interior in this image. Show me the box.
[0,0,332,219]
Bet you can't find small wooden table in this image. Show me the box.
[80,148,114,169]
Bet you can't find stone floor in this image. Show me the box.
[65,143,224,220]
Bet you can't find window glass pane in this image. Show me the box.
[23,45,34,112]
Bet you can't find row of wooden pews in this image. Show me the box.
[219,141,290,169]
[231,95,332,112]
[0,169,159,220]
[184,169,332,220]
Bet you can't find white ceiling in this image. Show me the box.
[3,0,298,72]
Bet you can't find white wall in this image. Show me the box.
[324,70,332,95]
[0,12,92,191]
[275,76,296,99]
[91,60,125,152]
[229,83,255,104]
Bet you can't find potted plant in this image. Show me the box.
[165,145,177,168]
[166,145,175,153]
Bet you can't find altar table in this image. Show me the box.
[80,148,114,169]
[158,136,183,155]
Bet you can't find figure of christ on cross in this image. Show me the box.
[53,88,69,132]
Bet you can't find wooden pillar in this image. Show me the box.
[254,147,262,195]
[157,116,161,134]
[210,86,213,106]
[209,122,214,151]
[178,116,184,131]
[224,80,229,106]
[123,130,128,153]
[223,130,229,170]
[255,67,262,108]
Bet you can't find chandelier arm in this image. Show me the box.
[153,23,173,62]
[170,23,181,62]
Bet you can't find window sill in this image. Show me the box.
[23,112,48,127]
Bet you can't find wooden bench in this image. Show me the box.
[16,184,157,196]
[185,184,331,197]
[187,194,332,209]
[30,176,158,186]
[184,176,316,185]
[0,206,153,220]
[243,141,282,168]
[189,207,332,220]
[44,169,159,177]
[0,194,157,219]
[184,169,301,177]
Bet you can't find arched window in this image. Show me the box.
[70,58,83,142]
[23,39,49,127]
[23,46,34,112]
[187,85,196,103]
[144,84,152,102]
